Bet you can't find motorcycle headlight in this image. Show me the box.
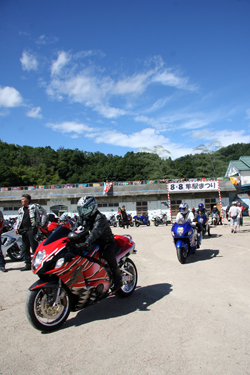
[32,250,46,269]
[177,227,184,236]
[199,218,203,223]
[55,258,65,269]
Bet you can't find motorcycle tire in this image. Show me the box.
[7,243,24,261]
[130,222,134,227]
[116,258,137,298]
[146,221,150,226]
[154,221,159,226]
[25,286,71,332]
[176,247,187,264]
[113,222,117,227]
[135,222,140,227]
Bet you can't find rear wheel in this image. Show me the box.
[136,222,140,227]
[146,221,150,226]
[130,222,134,227]
[113,222,117,227]
[154,221,159,227]
[116,258,137,298]
[8,243,24,261]
[177,247,187,264]
[25,286,71,332]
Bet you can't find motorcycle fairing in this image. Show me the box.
[172,221,197,249]
[175,240,189,253]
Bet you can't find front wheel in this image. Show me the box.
[154,221,159,227]
[25,285,71,332]
[130,222,134,227]
[113,222,117,227]
[8,243,24,261]
[176,247,187,264]
[116,258,137,298]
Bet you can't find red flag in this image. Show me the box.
[103,182,113,195]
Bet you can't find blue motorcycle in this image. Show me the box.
[171,218,199,264]
[133,213,150,227]
[195,211,211,237]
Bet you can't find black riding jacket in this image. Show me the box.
[73,210,115,247]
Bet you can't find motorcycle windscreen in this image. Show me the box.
[43,226,71,246]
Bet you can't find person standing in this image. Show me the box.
[228,201,241,233]
[15,194,40,271]
[0,210,7,272]
[121,205,129,229]
[237,202,244,226]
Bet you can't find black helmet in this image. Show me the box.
[77,196,98,218]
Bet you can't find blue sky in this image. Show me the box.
[0,0,250,159]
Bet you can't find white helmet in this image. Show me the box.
[77,196,98,218]
[179,203,189,216]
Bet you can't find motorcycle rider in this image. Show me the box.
[71,196,122,291]
[211,205,222,224]
[0,209,7,272]
[175,203,202,248]
[195,203,211,236]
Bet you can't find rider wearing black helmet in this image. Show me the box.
[72,196,122,291]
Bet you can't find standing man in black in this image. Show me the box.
[15,194,40,271]
[121,205,129,229]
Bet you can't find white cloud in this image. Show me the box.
[113,72,151,96]
[0,86,23,108]
[192,129,250,147]
[245,108,250,119]
[35,35,58,45]
[94,105,126,119]
[46,121,96,137]
[20,51,38,72]
[90,127,194,159]
[152,68,198,91]
[51,51,71,76]
[26,107,42,119]
[46,54,196,119]
[93,128,168,148]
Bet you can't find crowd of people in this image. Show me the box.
[0,195,249,274]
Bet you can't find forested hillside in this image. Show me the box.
[0,140,249,187]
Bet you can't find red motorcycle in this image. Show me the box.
[25,226,137,332]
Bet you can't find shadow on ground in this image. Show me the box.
[61,283,173,330]
[186,249,220,263]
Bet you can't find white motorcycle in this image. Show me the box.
[108,214,117,227]
[211,212,220,226]
[1,229,24,261]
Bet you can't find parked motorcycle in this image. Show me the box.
[25,226,137,332]
[117,213,134,227]
[152,213,168,226]
[133,213,150,227]
[108,214,117,227]
[1,229,23,261]
[171,217,199,264]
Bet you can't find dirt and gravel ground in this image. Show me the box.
[1,218,250,375]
